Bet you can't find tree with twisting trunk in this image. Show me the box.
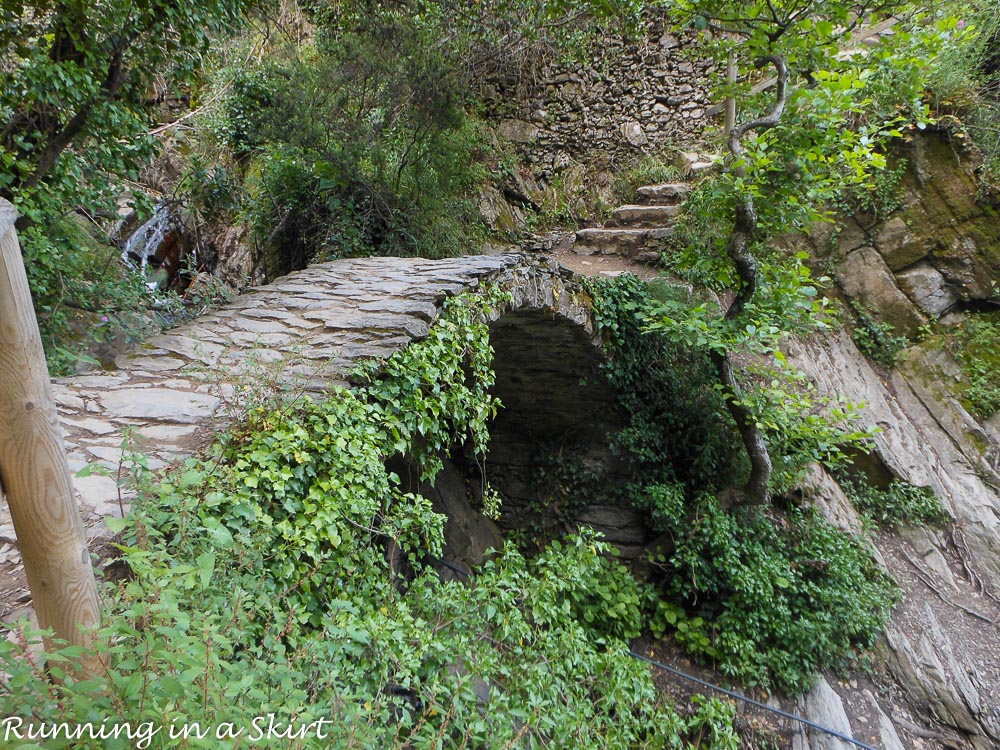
[646,0,941,503]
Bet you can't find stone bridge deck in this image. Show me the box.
[1,253,603,617]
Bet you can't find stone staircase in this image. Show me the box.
[573,181,692,263]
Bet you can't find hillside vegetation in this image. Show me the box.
[2,1,1000,748]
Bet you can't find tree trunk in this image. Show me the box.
[0,198,102,675]
[715,55,789,505]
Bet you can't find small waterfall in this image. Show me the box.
[121,204,174,291]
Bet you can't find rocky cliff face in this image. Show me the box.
[787,331,1000,750]
[815,133,1000,334]
[782,132,1000,750]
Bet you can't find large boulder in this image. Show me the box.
[835,246,927,335]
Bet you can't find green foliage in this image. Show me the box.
[184,0,654,275]
[18,214,176,375]
[649,0,944,501]
[745,366,877,493]
[839,476,950,529]
[354,287,508,480]
[839,158,909,220]
[922,2,1000,184]
[646,493,898,693]
[587,274,743,493]
[535,537,653,642]
[849,300,910,369]
[150,288,509,628]
[589,272,873,500]
[685,696,741,750]
[624,282,872,494]
[0,536,734,749]
[586,275,889,693]
[195,13,492,275]
[303,0,646,83]
[0,285,741,748]
[658,176,735,289]
[947,313,1000,418]
[1,0,250,368]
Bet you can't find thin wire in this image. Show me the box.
[627,651,881,750]
[435,558,474,578]
[432,555,881,750]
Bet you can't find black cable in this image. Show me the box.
[628,651,881,750]
[431,555,882,750]
[435,557,473,579]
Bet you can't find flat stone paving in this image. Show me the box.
[1,252,589,620]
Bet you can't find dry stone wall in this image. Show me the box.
[484,15,715,180]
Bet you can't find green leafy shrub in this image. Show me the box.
[588,274,743,493]
[2,536,727,749]
[838,158,908,220]
[1,0,246,370]
[532,536,653,642]
[179,157,242,222]
[213,63,293,156]
[849,299,909,369]
[195,10,491,277]
[1,285,741,748]
[19,216,167,375]
[589,274,872,497]
[586,275,890,693]
[948,313,1000,419]
[646,493,897,693]
[746,365,877,493]
[923,3,1000,185]
[839,476,950,529]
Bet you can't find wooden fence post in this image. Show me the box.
[0,198,102,674]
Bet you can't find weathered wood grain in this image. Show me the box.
[0,199,101,675]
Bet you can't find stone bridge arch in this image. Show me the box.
[2,254,644,597]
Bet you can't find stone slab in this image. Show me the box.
[100,388,220,423]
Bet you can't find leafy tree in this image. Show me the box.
[1,1,250,364]
[1,0,246,213]
[650,0,942,503]
[301,0,647,86]
[195,0,651,277]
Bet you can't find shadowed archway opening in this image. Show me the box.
[481,307,648,558]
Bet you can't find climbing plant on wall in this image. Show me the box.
[0,285,745,747]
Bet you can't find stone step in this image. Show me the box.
[677,151,718,176]
[573,227,673,261]
[609,204,681,227]
[635,182,692,203]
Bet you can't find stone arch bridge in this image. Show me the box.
[0,253,643,610]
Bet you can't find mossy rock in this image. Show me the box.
[895,133,1000,299]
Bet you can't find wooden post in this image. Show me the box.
[0,198,102,674]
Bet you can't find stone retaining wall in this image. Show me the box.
[484,13,715,180]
